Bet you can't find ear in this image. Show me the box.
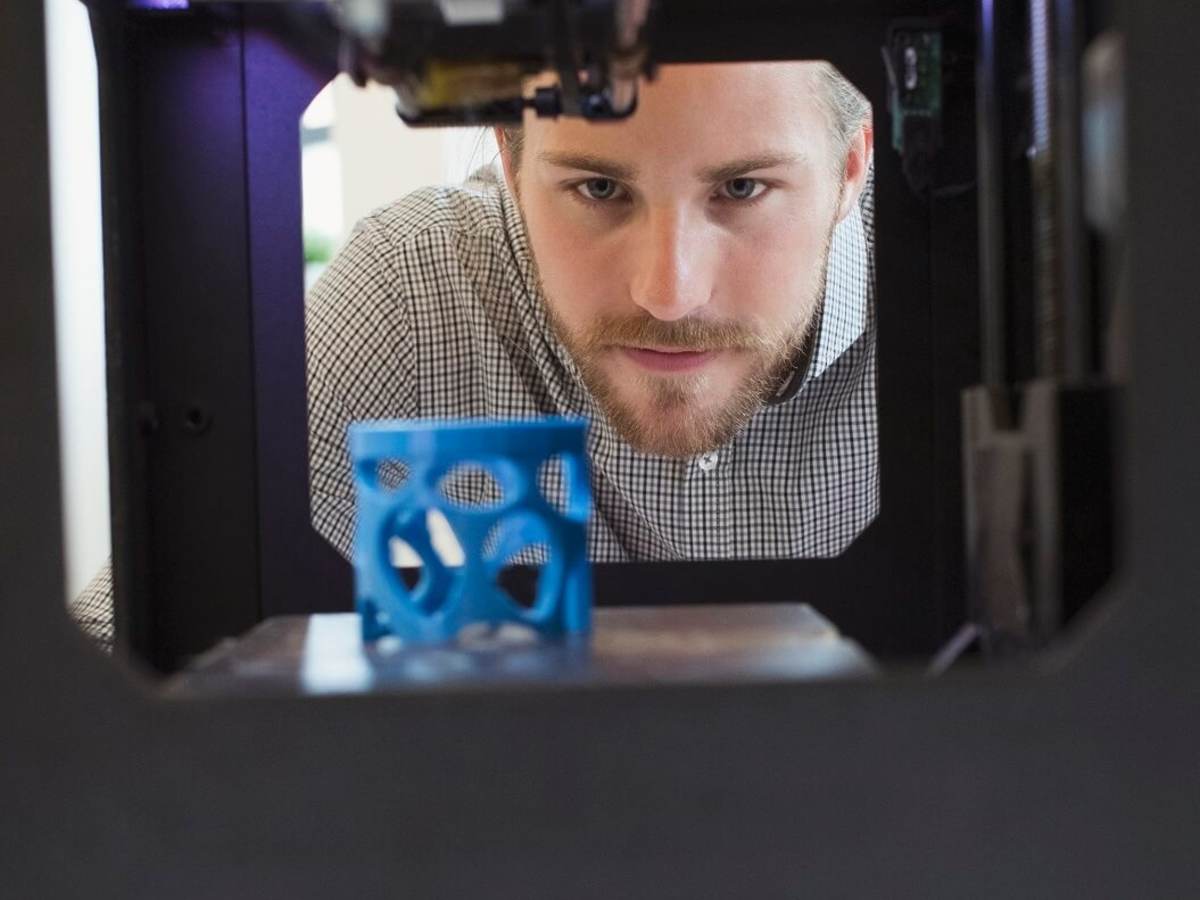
[495,126,518,193]
[835,119,874,223]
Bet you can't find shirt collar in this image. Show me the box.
[802,198,871,388]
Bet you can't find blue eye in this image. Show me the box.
[577,178,623,201]
[722,178,765,201]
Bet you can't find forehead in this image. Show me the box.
[524,62,833,168]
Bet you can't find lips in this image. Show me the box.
[620,346,719,373]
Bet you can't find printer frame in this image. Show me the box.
[6,0,1196,894]
[92,0,981,671]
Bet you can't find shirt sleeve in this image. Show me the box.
[69,558,115,653]
[305,214,420,559]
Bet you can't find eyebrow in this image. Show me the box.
[538,150,806,184]
[537,151,639,182]
[697,154,806,183]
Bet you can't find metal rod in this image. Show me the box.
[1054,0,1091,380]
[977,0,1007,386]
[1030,0,1062,376]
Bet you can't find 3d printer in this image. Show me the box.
[84,0,1114,671]
[6,0,1194,894]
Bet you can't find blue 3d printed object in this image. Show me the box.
[349,417,592,643]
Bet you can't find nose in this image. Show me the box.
[627,207,715,322]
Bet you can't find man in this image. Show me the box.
[71,61,876,648]
[307,60,876,564]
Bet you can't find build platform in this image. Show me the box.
[168,604,875,696]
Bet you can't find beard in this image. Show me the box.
[516,189,842,459]
[545,297,821,458]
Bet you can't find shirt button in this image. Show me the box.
[697,451,720,473]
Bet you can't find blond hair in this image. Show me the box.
[812,62,872,165]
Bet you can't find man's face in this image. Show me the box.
[503,62,869,457]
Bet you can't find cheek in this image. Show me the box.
[718,207,833,321]
[520,190,620,329]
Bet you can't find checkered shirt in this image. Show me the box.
[306,165,878,563]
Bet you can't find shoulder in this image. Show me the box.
[307,166,518,330]
[355,166,512,258]
[305,168,528,412]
